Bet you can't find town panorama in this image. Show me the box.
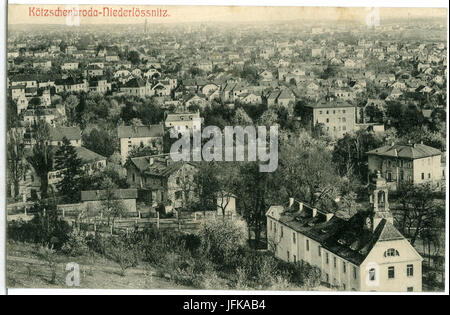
[5,7,447,292]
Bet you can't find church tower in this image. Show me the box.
[368,171,394,232]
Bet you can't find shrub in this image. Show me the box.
[199,219,246,268]
[36,245,58,284]
[61,231,89,256]
[105,238,136,276]
[7,205,72,251]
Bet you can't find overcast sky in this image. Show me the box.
[8,5,447,25]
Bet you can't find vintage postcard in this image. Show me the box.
[4,2,448,296]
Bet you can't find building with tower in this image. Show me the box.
[266,171,423,291]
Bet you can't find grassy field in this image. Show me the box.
[6,241,194,290]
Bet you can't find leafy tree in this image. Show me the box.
[233,162,274,248]
[231,107,253,126]
[82,127,116,158]
[396,183,445,246]
[199,219,247,268]
[79,166,128,191]
[279,133,343,209]
[193,162,221,212]
[128,51,140,65]
[54,137,84,202]
[100,178,127,227]
[127,144,161,161]
[332,130,383,181]
[364,104,384,123]
[64,95,79,125]
[28,121,53,199]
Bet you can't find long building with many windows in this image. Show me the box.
[266,172,422,292]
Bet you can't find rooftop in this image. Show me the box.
[367,143,442,159]
[117,124,164,139]
[267,200,405,266]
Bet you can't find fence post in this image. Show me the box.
[24,206,27,216]
[94,222,96,232]
[110,225,113,235]
[62,208,65,218]
[194,212,197,221]
[157,211,160,230]
[138,211,141,219]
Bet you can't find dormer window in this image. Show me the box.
[384,248,399,257]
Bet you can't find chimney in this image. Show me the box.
[312,208,317,217]
[288,197,294,207]
[298,202,304,212]
[325,213,334,222]
[149,157,154,165]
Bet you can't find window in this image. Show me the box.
[353,267,357,279]
[326,253,329,264]
[270,221,272,231]
[421,173,425,180]
[293,232,296,244]
[388,267,395,279]
[280,226,284,238]
[384,248,400,257]
[293,255,297,263]
[369,268,376,281]
[132,173,135,182]
[407,264,414,277]
[407,287,414,292]
[175,191,182,200]
[326,273,329,283]
[318,246,321,257]
[287,251,290,262]
[343,262,347,273]
[333,257,337,268]
[306,239,309,251]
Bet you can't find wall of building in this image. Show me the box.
[120,136,162,164]
[313,106,356,139]
[267,217,361,291]
[360,239,422,292]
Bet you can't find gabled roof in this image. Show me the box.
[117,124,164,139]
[366,143,442,159]
[127,154,196,178]
[74,146,106,163]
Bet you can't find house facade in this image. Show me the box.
[125,154,198,210]
[303,102,356,139]
[367,143,444,190]
[117,124,164,165]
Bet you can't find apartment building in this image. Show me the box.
[303,101,356,139]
